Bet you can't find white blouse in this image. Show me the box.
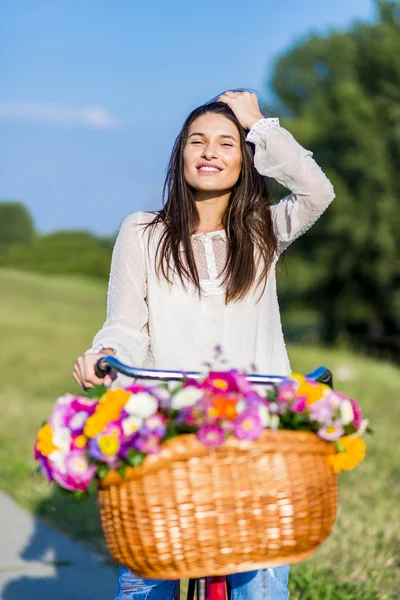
[87,118,335,377]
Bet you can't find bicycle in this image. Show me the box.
[95,356,333,600]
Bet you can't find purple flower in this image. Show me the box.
[132,433,162,454]
[197,424,225,447]
[233,411,263,441]
[142,414,167,437]
[317,422,344,442]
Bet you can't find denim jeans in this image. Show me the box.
[115,566,290,599]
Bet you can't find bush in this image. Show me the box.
[1,230,113,279]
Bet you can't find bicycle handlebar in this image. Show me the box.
[95,356,333,388]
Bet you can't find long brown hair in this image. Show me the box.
[148,101,278,302]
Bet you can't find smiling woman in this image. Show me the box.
[72,90,335,599]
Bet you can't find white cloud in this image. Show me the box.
[0,102,118,130]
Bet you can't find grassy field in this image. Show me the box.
[1,268,399,599]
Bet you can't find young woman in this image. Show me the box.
[73,90,335,600]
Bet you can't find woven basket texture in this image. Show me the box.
[97,430,338,579]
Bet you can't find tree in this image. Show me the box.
[0,201,35,251]
[270,1,400,357]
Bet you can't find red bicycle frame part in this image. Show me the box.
[174,576,228,599]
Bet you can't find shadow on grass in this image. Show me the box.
[2,488,117,600]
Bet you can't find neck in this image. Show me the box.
[194,190,230,234]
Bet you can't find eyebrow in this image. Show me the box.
[188,132,238,142]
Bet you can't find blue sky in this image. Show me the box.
[1,0,376,234]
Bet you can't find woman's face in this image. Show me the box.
[183,113,242,194]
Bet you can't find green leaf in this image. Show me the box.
[87,479,98,496]
[127,449,146,467]
[117,463,127,478]
[85,385,107,399]
[58,486,74,497]
[73,490,88,502]
[335,440,345,453]
[97,463,110,479]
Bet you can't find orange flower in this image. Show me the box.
[208,396,238,420]
[329,436,366,474]
[36,423,59,457]
[84,389,132,438]
[290,373,331,406]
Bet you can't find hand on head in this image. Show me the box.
[217,91,263,131]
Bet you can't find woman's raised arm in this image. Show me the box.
[246,118,335,253]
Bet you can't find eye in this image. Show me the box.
[191,140,203,145]
[222,143,233,147]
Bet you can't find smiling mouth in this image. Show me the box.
[197,165,222,173]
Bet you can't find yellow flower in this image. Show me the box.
[290,373,331,406]
[212,379,229,391]
[84,389,132,438]
[98,435,120,457]
[329,436,366,474]
[36,423,59,457]
[74,435,87,449]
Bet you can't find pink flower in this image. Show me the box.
[350,398,363,430]
[277,382,297,405]
[233,411,263,441]
[308,397,335,425]
[197,424,225,447]
[317,422,344,442]
[49,451,97,492]
[291,396,307,413]
[50,395,97,433]
[201,371,253,395]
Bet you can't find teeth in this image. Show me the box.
[199,166,219,172]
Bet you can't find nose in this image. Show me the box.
[201,142,219,160]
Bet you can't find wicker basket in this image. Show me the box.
[97,430,338,579]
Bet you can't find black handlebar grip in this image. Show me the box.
[317,369,334,389]
[95,358,111,379]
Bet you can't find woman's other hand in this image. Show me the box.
[217,91,263,131]
[72,350,115,390]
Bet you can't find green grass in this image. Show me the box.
[1,268,399,599]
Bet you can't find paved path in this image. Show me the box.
[0,490,118,600]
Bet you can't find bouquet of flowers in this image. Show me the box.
[35,370,368,499]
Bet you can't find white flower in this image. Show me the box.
[258,405,271,427]
[125,392,158,418]
[52,427,71,453]
[69,411,89,431]
[270,415,280,430]
[171,386,203,410]
[153,387,171,401]
[236,400,246,414]
[49,450,67,473]
[122,415,143,437]
[339,399,354,425]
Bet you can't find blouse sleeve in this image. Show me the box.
[246,118,335,253]
[85,212,150,367]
